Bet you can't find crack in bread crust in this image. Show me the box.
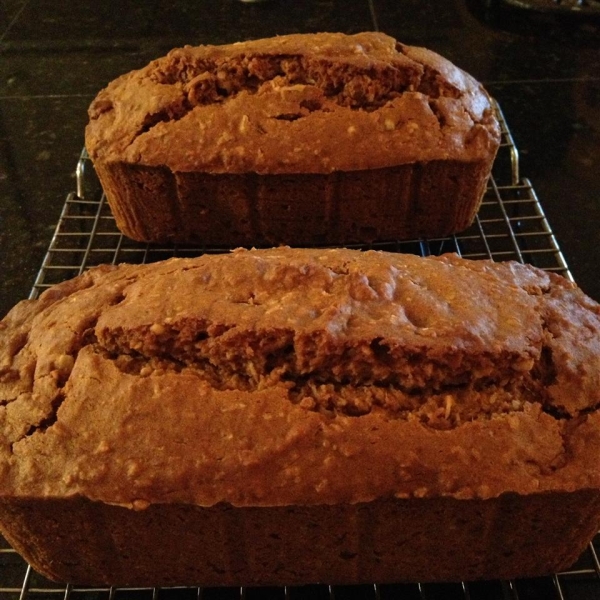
[97,320,533,391]
[128,42,469,146]
[99,344,541,428]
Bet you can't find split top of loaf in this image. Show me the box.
[85,32,500,173]
[0,248,599,507]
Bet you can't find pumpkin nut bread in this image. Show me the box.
[0,248,598,586]
[85,32,501,246]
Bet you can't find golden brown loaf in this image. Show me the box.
[0,248,599,585]
[85,32,501,245]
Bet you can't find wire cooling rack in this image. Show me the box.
[0,104,597,600]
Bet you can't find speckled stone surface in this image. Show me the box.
[0,0,599,318]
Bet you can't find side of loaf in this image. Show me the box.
[0,248,599,585]
[85,32,501,245]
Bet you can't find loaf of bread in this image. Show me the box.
[85,32,500,246]
[0,248,599,586]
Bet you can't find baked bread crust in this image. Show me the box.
[84,32,500,245]
[0,248,599,584]
[86,33,499,174]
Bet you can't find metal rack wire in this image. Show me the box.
[0,104,598,599]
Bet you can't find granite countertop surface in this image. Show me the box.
[0,0,599,318]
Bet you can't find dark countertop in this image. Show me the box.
[0,0,599,318]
